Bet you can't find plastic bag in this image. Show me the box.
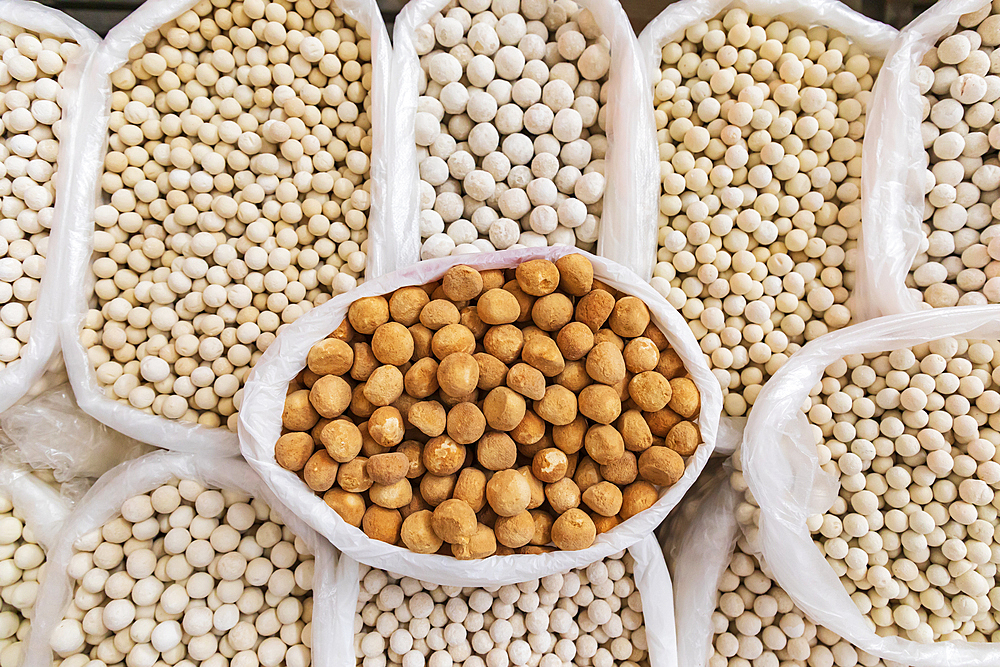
[0,2,98,413]
[22,450,340,667]
[240,245,722,586]
[388,0,659,280]
[55,0,392,454]
[856,0,988,320]
[743,305,1000,666]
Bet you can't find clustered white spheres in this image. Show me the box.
[0,22,78,366]
[912,3,1000,307]
[0,492,47,667]
[649,9,881,418]
[707,538,889,667]
[354,554,648,667]
[804,338,1000,643]
[50,480,315,667]
[82,0,374,430]
[414,0,612,259]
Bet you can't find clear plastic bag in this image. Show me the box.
[240,245,722,586]
[856,0,989,320]
[0,2,98,413]
[388,0,659,280]
[743,305,1000,666]
[22,450,340,667]
[56,0,392,454]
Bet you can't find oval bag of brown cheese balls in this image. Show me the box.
[59,0,393,455]
[742,306,1000,665]
[241,247,720,585]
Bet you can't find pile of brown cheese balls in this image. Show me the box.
[81,0,374,430]
[276,254,703,559]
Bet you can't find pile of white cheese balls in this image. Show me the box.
[0,491,47,667]
[355,554,649,667]
[414,0,611,259]
[50,480,315,667]
[649,9,881,417]
[708,537,890,667]
[82,0,374,430]
[912,4,1000,307]
[0,22,78,368]
[803,338,1000,643]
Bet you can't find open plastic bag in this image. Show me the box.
[856,0,989,321]
[240,245,722,586]
[388,0,659,280]
[0,2,98,413]
[54,0,392,455]
[742,305,1000,666]
[22,450,340,667]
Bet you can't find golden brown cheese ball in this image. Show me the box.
[307,339,354,376]
[349,297,390,335]
[363,506,402,544]
[477,289,521,325]
[506,363,546,401]
[324,489,365,527]
[438,352,480,397]
[432,499,477,544]
[668,377,701,418]
[371,322,414,366]
[484,325,524,364]
[401,510,443,554]
[283,390,319,431]
[495,511,535,548]
[484,387,527,432]
[477,431,517,471]
[389,286,430,326]
[275,433,314,472]
[443,265,484,301]
[432,324,476,358]
[555,254,594,296]
[516,259,560,296]
[551,508,596,551]
[486,469,532,517]
[422,436,466,476]
[638,446,685,487]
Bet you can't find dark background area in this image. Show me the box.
[36,0,936,37]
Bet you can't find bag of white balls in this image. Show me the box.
[0,3,98,413]
[742,306,1000,665]
[23,450,339,667]
[859,0,1000,320]
[637,2,897,421]
[59,0,392,454]
[389,0,659,280]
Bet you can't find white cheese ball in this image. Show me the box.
[415,0,611,260]
[650,9,881,418]
[0,22,78,368]
[0,491,45,667]
[84,0,375,431]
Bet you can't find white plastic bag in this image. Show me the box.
[55,0,392,455]
[743,305,1000,666]
[388,0,659,280]
[22,450,340,667]
[856,0,988,321]
[240,245,721,586]
[0,2,98,413]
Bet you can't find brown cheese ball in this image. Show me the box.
[473,355,507,392]
[275,433,314,472]
[443,265,484,301]
[303,451,339,493]
[486,469,532,517]
[349,296,390,335]
[494,511,535,548]
[593,329,624,351]
[368,406,405,448]
[515,259,560,296]
[532,294,574,332]
[623,337,660,373]
[535,385,578,426]
[389,286,430,326]
[645,406,683,437]
[363,366,404,407]
[370,478,413,509]
[483,387,527,431]
[510,410,546,446]
[484,325,524,364]
[556,361,592,393]
[574,457,603,492]
[422,436,467,475]
[363,506,402,544]
[656,347,685,378]
[477,431,517,471]
[556,322,595,362]
[552,415,587,454]
[579,384,621,424]
[338,458,372,493]
[419,474,457,507]
[401,510,443,554]
[617,410,653,452]
[361,423,391,457]
[330,320,355,343]
[609,296,650,338]
[320,420,362,462]
[432,324,476,358]
[530,510,554,545]
[410,324,434,359]
[438,352,480,397]
[554,254,594,296]
[420,299,461,330]
[323,489,365,527]
[532,448,568,483]
[585,424,625,465]
[506,363,546,401]
[601,451,638,486]
[349,385,377,420]
[400,493,432,520]
[551,508,596,551]
[576,290,615,332]
[446,402,487,444]
[545,478,581,514]
[517,466,546,509]
[432,499,478,544]
[350,343,380,381]
[310,376,353,418]
[367,452,410,485]
[481,269,505,290]
[371,322,415,366]
[621,481,658,520]
[408,401,447,437]
[460,307,488,339]
[668,377,700,418]
[594,515,621,535]
[453,468,487,512]
[638,446,685,486]
[628,371,672,412]
[307,339,354,376]
[283,390,320,431]
[586,342,626,385]
[503,281,535,323]
[477,289,521,325]
[582,481,623,517]
[452,523,497,560]
[522,336,565,377]
[404,358,439,398]
[398,440,426,479]
[665,421,700,456]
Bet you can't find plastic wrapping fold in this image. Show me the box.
[0,461,72,552]
[22,450,339,667]
[857,0,988,321]
[389,0,659,280]
[0,1,98,413]
[55,0,391,454]
[240,245,721,586]
[742,305,1000,666]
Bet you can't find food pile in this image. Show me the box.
[276,254,703,558]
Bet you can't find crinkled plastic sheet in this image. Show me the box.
[857,0,988,320]
[22,450,339,667]
[0,2,98,413]
[389,0,659,281]
[55,0,391,454]
[743,305,1000,666]
[240,245,721,586]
